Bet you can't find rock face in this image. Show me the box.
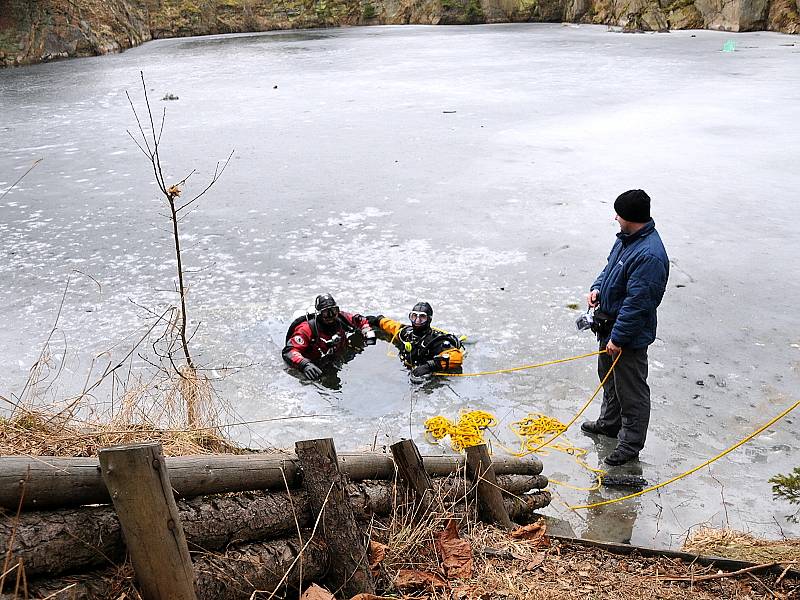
[1,0,798,67]
[0,0,152,66]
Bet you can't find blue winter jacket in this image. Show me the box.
[591,220,669,349]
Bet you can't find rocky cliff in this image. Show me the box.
[0,0,151,66]
[1,0,798,67]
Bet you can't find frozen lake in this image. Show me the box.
[1,23,799,549]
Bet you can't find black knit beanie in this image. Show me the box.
[614,189,651,223]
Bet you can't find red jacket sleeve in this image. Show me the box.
[341,312,372,333]
[282,322,313,367]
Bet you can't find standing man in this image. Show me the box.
[581,189,669,466]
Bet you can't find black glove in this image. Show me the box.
[365,314,384,329]
[302,362,323,380]
[364,329,377,346]
[411,361,436,377]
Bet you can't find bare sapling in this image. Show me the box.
[126,71,233,427]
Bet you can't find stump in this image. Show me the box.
[296,438,375,596]
[466,444,513,530]
[99,442,197,600]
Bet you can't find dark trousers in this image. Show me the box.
[596,344,650,455]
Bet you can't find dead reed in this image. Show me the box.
[0,361,242,458]
[684,527,800,564]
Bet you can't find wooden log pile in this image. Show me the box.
[0,452,544,510]
[0,441,551,599]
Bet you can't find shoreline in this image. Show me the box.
[1,0,798,69]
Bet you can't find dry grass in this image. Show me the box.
[0,351,243,458]
[684,527,800,564]
[0,407,242,457]
[376,472,470,576]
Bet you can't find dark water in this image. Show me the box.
[1,24,799,548]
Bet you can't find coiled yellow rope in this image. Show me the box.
[424,351,623,492]
[424,410,498,452]
[424,347,800,509]
[510,413,606,491]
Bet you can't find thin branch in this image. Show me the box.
[125,90,155,159]
[125,129,152,160]
[65,305,174,404]
[261,481,337,600]
[1,158,43,202]
[747,571,778,599]
[176,150,235,212]
[40,583,78,599]
[174,169,197,189]
[280,467,304,594]
[0,473,27,595]
[140,71,168,194]
[17,270,81,403]
[656,561,782,582]
[776,561,796,586]
[157,106,167,145]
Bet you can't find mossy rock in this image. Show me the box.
[669,1,703,27]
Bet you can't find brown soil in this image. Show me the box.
[371,520,798,600]
[476,539,795,599]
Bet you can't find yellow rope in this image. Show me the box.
[570,398,800,510]
[425,350,622,492]
[434,350,605,377]
[523,351,621,455]
[509,413,607,492]
[424,346,799,508]
[424,410,498,451]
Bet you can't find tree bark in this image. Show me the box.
[0,536,329,600]
[1,475,549,579]
[99,442,197,600]
[390,439,435,516]
[466,444,513,530]
[296,439,375,596]
[0,452,543,510]
[504,490,552,522]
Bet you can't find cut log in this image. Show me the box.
[466,445,513,530]
[505,491,552,522]
[1,475,549,578]
[390,439,435,516]
[99,442,197,600]
[0,536,329,600]
[0,452,543,510]
[296,438,375,596]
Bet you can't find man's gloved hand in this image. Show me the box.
[411,361,436,377]
[302,362,323,380]
[363,329,377,346]
[365,315,384,329]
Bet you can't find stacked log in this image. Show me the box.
[0,447,551,599]
[0,537,329,600]
[0,452,544,510]
[0,476,549,579]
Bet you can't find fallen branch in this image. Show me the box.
[655,561,780,582]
